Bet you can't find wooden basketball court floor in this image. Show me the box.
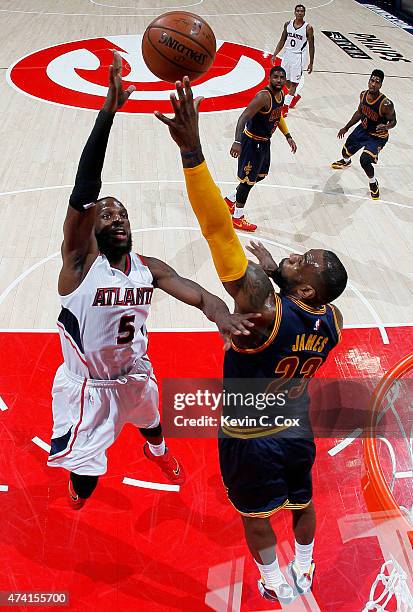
[0,1,412,610]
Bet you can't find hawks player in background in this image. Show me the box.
[271,4,315,116]
[332,70,397,200]
[224,66,297,232]
[156,78,347,604]
[47,51,259,509]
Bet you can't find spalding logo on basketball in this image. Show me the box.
[7,35,275,114]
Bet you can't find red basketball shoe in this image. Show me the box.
[68,479,87,510]
[224,197,235,215]
[143,443,186,485]
[232,216,257,232]
[289,94,301,109]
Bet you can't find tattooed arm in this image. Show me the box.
[224,262,272,311]
[221,262,276,348]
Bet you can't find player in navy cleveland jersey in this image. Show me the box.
[224,66,297,232]
[331,69,397,200]
[156,80,348,605]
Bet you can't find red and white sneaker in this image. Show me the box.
[224,197,235,215]
[143,443,186,485]
[258,578,296,605]
[290,94,301,109]
[282,104,289,117]
[232,215,257,232]
[68,479,87,510]
[288,559,316,594]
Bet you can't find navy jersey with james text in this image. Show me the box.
[244,87,284,141]
[359,90,389,139]
[222,293,341,437]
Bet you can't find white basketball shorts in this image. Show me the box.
[281,51,307,84]
[47,358,159,476]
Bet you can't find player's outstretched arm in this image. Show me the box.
[307,25,315,73]
[230,92,271,158]
[144,256,261,350]
[246,241,278,276]
[272,22,288,65]
[154,78,274,317]
[59,50,135,295]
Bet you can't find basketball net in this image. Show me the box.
[362,556,413,611]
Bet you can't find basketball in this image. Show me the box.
[142,11,216,83]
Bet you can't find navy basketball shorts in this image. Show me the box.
[343,124,388,163]
[218,435,316,517]
[237,133,271,185]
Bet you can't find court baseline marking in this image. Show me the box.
[0,397,8,411]
[0,0,335,17]
[0,180,411,210]
[0,225,389,344]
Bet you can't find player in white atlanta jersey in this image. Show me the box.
[48,51,259,510]
[272,4,315,115]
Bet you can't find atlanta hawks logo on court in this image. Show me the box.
[7,35,275,114]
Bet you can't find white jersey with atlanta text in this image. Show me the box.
[57,252,154,380]
[285,19,308,53]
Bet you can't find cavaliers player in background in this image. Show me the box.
[224,67,297,232]
[155,79,347,604]
[271,4,315,116]
[331,70,397,200]
[47,51,259,509]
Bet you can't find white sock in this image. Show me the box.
[233,206,244,219]
[295,540,314,573]
[226,190,237,202]
[369,177,377,185]
[284,94,293,107]
[255,557,285,589]
[148,440,166,456]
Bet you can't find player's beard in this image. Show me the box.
[95,228,132,262]
[272,260,294,293]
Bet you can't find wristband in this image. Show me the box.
[180,146,202,158]
[285,133,292,140]
[234,140,241,144]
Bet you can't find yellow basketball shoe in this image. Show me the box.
[331,159,351,169]
[369,179,380,200]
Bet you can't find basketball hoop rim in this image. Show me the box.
[363,352,413,525]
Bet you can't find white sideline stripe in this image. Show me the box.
[395,471,413,479]
[328,429,363,456]
[0,179,411,211]
[0,485,8,492]
[32,437,51,453]
[0,396,8,411]
[123,477,180,492]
